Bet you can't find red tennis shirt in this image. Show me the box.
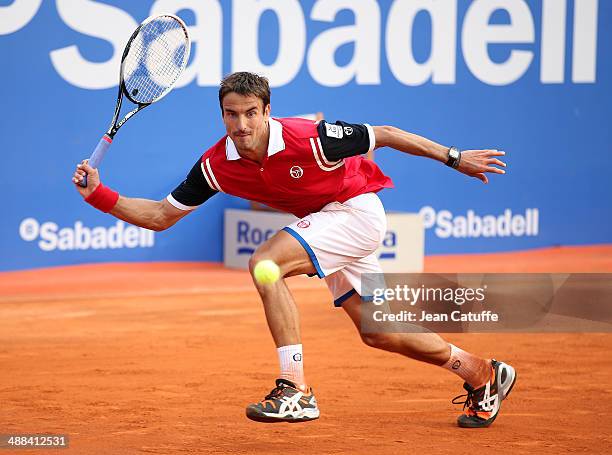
[167,117,393,218]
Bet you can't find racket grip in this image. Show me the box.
[80,135,112,188]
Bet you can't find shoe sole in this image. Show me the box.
[457,362,517,429]
[246,406,320,423]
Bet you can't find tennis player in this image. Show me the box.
[72,72,515,428]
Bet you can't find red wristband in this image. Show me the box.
[85,183,119,213]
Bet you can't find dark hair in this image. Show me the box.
[218,72,271,112]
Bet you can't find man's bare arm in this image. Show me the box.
[109,197,189,231]
[72,161,190,231]
[372,125,506,184]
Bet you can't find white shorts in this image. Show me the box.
[283,193,387,307]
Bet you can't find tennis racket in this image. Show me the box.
[80,14,190,187]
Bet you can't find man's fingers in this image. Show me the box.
[486,158,507,167]
[463,149,505,156]
[474,173,488,184]
[74,160,96,187]
[460,150,505,182]
[73,159,96,188]
[77,162,96,174]
[485,166,506,174]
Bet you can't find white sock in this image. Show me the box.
[441,344,491,388]
[277,344,306,389]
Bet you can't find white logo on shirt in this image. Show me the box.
[290,166,304,179]
[343,126,353,135]
[325,123,343,139]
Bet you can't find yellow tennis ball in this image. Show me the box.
[253,259,280,285]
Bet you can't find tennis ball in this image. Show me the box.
[253,259,281,285]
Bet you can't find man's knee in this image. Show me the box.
[249,247,294,281]
[360,332,395,350]
[249,250,278,276]
[249,230,316,279]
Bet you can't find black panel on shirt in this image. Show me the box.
[317,120,372,161]
[171,157,218,207]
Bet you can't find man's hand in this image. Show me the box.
[457,149,506,184]
[72,160,100,198]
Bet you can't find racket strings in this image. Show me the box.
[122,16,189,104]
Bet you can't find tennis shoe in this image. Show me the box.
[246,378,319,423]
[453,359,517,428]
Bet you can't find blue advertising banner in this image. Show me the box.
[1,0,610,271]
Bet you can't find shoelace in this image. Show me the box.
[452,388,483,411]
[264,384,288,401]
[452,392,473,410]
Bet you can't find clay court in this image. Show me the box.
[1,246,611,454]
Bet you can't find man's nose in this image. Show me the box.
[235,115,247,131]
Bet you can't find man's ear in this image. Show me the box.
[264,104,271,118]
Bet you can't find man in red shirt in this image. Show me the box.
[73,72,514,428]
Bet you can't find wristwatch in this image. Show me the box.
[445,146,461,169]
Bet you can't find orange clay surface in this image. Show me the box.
[1,245,611,454]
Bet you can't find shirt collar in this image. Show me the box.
[225,118,285,161]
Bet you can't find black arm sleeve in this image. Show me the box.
[316,120,374,161]
[170,158,218,208]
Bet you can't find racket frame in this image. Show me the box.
[107,13,190,138]
[80,14,190,188]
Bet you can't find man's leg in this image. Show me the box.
[341,292,516,428]
[341,292,488,380]
[247,230,315,350]
[245,230,321,423]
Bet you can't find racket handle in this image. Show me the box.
[80,135,112,188]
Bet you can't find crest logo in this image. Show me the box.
[297,220,310,228]
[343,126,353,135]
[325,123,343,139]
[290,166,303,178]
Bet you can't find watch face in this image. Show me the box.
[446,147,460,167]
